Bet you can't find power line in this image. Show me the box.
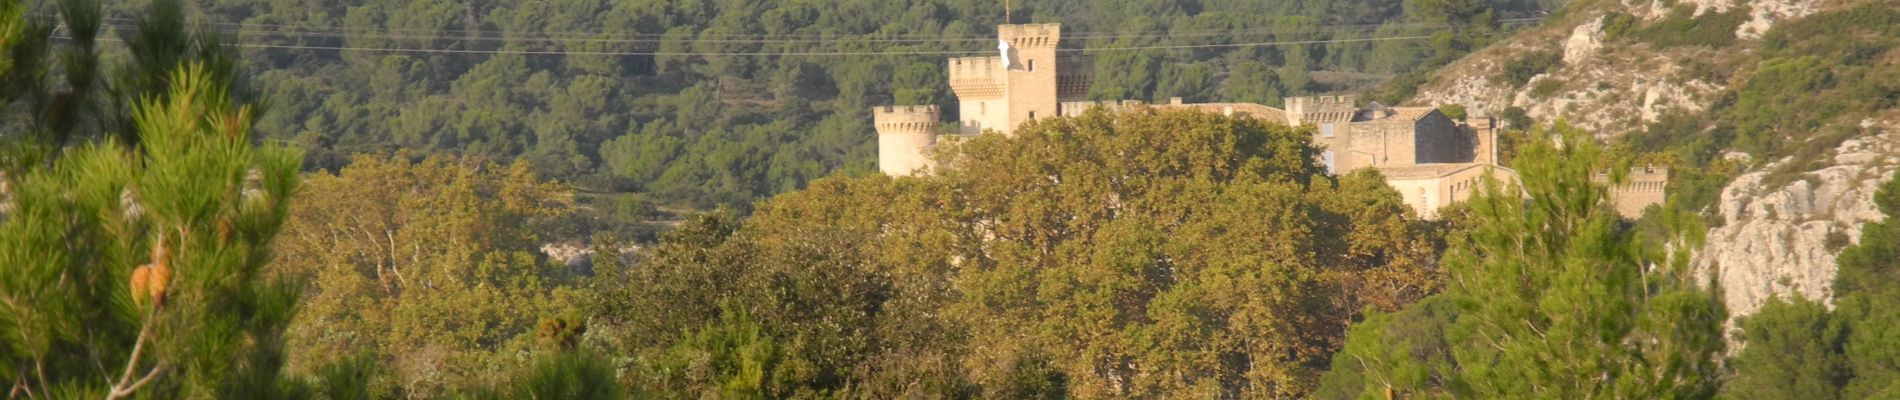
[53,31,1473,57]
[40,13,1542,44]
[1063,35,1433,52]
[55,18,1542,49]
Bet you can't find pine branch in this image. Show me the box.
[107,305,163,400]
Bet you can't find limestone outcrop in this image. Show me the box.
[1695,126,1898,317]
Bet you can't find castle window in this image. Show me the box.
[1322,151,1336,175]
[1028,111,1037,120]
[1028,59,1036,72]
[980,102,987,115]
[1321,123,1335,138]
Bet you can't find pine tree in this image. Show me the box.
[1318,122,1727,399]
[1,63,305,398]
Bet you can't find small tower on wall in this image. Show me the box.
[874,105,941,176]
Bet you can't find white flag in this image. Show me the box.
[998,39,1012,68]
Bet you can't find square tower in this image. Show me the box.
[948,23,1064,135]
[999,23,1061,132]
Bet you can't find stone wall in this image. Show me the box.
[1350,118,1421,166]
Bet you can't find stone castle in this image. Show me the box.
[874,23,1665,219]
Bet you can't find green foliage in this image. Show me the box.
[500,352,624,400]
[1528,78,1566,99]
[1600,12,1638,41]
[1,64,307,398]
[1731,56,1836,155]
[1436,103,1467,120]
[1495,51,1563,88]
[1618,5,1748,48]
[1722,297,1847,400]
[637,305,782,398]
[3,0,255,164]
[1319,122,1727,399]
[592,109,1445,398]
[308,352,384,400]
[270,154,583,397]
[117,0,1553,212]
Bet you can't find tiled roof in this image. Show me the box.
[1389,107,1438,122]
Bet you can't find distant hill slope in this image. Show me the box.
[1410,0,1820,136]
[1406,0,1900,320]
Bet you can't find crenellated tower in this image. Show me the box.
[999,23,1061,131]
[948,23,1065,135]
[874,105,941,176]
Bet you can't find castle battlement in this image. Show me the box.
[870,104,938,132]
[873,105,940,134]
[999,23,1061,48]
[1285,95,1359,111]
[1596,166,1670,184]
[1058,100,1146,117]
[948,57,1007,96]
[949,56,1004,76]
[1284,95,1363,126]
[1629,165,1669,180]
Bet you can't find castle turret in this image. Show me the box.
[874,105,941,176]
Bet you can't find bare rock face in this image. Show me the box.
[1564,17,1605,65]
[1695,126,1899,318]
[1412,0,1824,136]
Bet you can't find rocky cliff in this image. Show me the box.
[1695,123,1897,316]
[1406,0,1899,320]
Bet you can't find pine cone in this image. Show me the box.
[147,239,172,306]
[130,265,152,305]
[149,261,171,306]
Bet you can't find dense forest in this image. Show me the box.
[4,0,1900,398]
[45,0,1557,220]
